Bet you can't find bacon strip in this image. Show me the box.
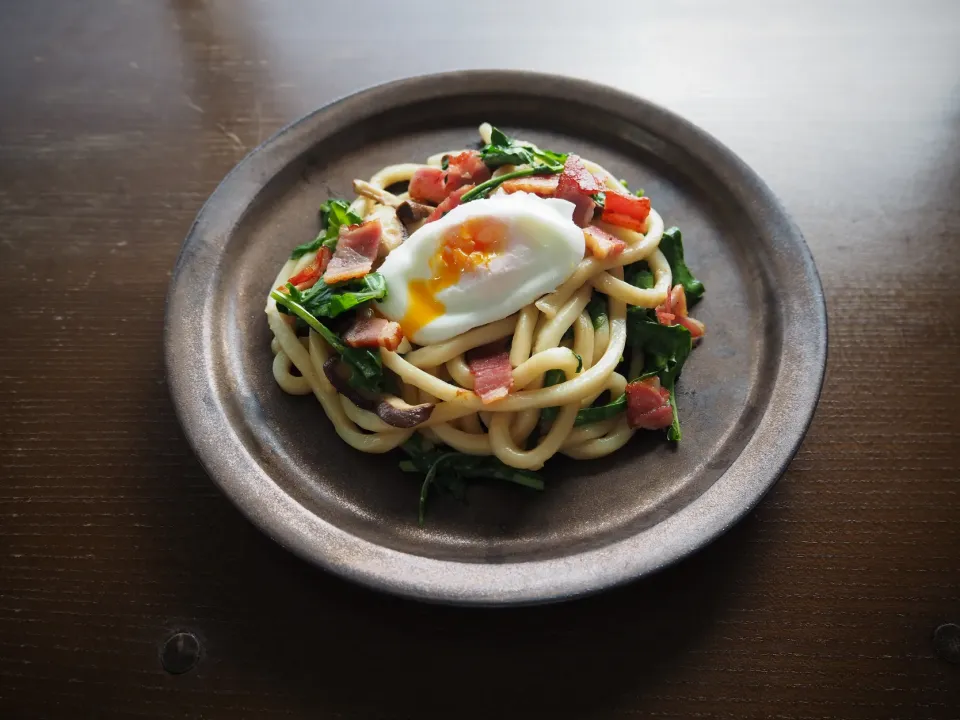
[625,377,673,430]
[365,205,406,259]
[446,151,491,187]
[322,220,382,285]
[425,185,473,223]
[676,315,706,338]
[582,226,627,260]
[556,155,602,227]
[656,284,706,338]
[467,343,514,404]
[409,167,448,204]
[601,192,651,232]
[343,316,404,351]
[408,153,490,206]
[600,211,645,232]
[500,175,559,197]
[283,247,331,291]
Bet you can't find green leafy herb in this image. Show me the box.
[591,191,606,210]
[539,369,566,425]
[400,437,543,524]
[289,199,363,259]
[658,227,705,306]
[319,200,363,245]
[489,126,512,147]
[574,394,626,426]
[441,154,450,170]
[586,293,608,330]
[626,308,693,440]
[635,189,645,197]
[281,273,387,320]
[479,126,567,171]
[539,352,581,424]
[480,144,537,168]
[634,269,655,289]
[626,259,655,290]
[270,288,383,392]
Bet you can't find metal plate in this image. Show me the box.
[164,71,826,605]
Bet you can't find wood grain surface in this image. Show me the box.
[2,1,959,717]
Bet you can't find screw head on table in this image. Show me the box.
[933,623,960,665]
[161,631,201,674]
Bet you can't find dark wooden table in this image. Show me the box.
[2,1,959,717]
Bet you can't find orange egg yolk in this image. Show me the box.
[400,217,509,339]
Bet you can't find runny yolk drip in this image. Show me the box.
[400,217,509,339]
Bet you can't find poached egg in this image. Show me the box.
[377,192,585,345]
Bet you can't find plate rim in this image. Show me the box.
[164,70,827,606]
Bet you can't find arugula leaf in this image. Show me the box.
[489,126,511,147]
[481,143,538,168]
[658,227,705,306]
[626,308,692,440]
[472,126,566,197]
[289,236,325,261]
[527,146,567,170]
[480,126,567,171]
[270,288,383,392]
[289,199,363,259]
[340,348,384,393]
[320,200,363,243]
[627,309,691,375]
[286,273,387,319]
[586,293,608,330]
[543,369,566,388]
[574,394,626,426]
[400,438,544,524]
[539,351,582,424]
[539,369,566,425]
[625,260,654,290]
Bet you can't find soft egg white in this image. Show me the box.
[377,192,585,345]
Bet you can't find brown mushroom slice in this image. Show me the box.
[374,395,434,428]
[322,357,433,429]
[396,199,433,226]
[353,179,401,207]
[322,356,376,410]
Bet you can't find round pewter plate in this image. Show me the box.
[164,71,826,605]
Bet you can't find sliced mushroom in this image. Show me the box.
[322,357,434,428]
[323,356,376,411]
[396,199,433,226]
[353,179,401,207]
[374,395,434,428]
